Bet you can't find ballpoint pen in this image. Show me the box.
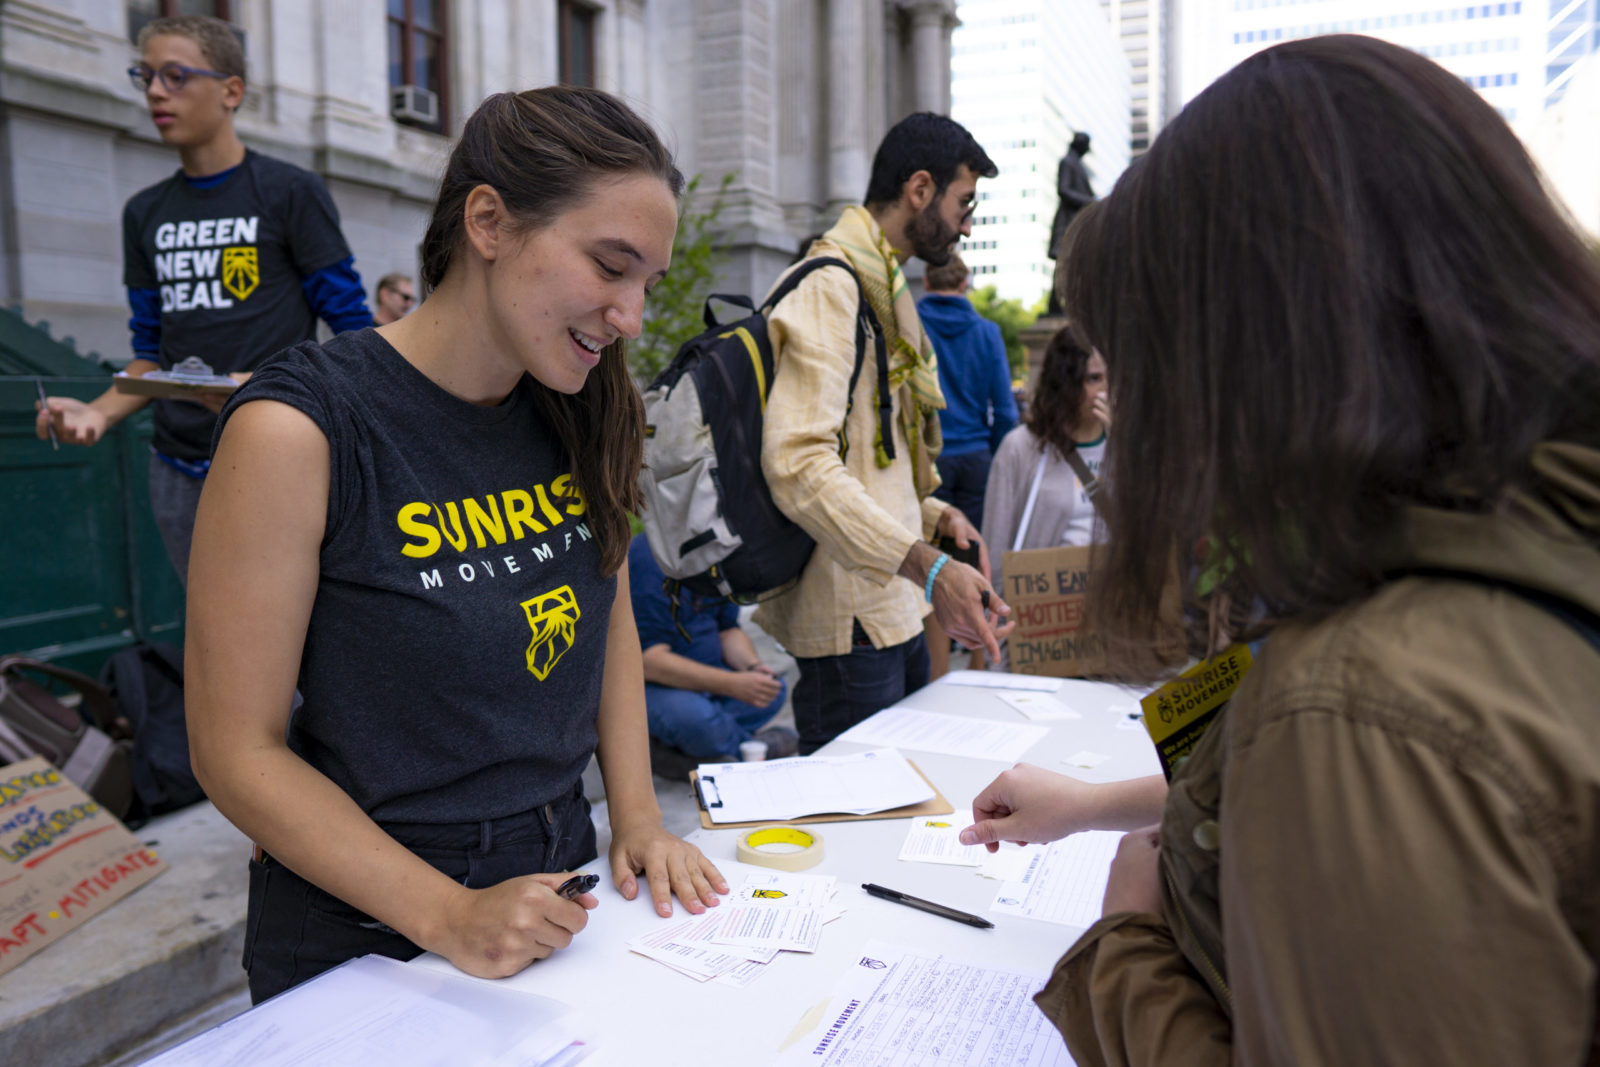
[36,378,59,450]
[861,883,994,929]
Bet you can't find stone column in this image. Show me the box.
[827,0,869,211]
[908,1,947,113]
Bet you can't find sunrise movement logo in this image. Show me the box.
[521,585,580,680]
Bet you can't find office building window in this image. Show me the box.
[387,0,449,134]
[559,1,597,87]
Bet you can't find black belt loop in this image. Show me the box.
[478,818,494,852]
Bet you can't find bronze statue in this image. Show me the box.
[1047,131,1095,315]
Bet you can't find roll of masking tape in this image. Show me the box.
[736,825,825,871]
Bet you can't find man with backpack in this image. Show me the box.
[755,114,1012,753]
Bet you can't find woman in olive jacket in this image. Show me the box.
[961,34,1600,1065]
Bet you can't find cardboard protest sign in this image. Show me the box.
[1140,644,1254,779]
[0,757,166,977]
[1000,545,1105,677]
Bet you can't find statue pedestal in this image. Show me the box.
[1020,315,1068,393]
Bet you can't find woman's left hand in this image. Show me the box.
[1091,393,1113,433]
[609,821,729,917]
[1102,824,1163,917]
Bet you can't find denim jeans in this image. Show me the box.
[242,778,597,1004]
[644,678,788,759]
[791,624,930,754]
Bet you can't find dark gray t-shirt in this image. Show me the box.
[125,150,352,460]
[216,329,615,823]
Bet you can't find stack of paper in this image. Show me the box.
[695,747,933,824]
[628,872,842,984]
[145,954,588,1066]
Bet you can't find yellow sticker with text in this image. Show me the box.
[1141,644,1254,777]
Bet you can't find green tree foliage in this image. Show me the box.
[628,173,734,382]
[969,285,1049,379]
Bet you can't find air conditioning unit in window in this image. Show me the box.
[391,85,438,125]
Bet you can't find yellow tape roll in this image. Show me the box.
[736,825,825,871]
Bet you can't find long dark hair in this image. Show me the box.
[1024,327,1094,461]
[1065,35,1600,675]
[420,87,684,575]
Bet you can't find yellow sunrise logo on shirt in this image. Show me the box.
[222,246,259,301]
[521,585,580,680]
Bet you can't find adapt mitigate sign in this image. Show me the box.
[1000,545,1105,677]
[0,757,166,977]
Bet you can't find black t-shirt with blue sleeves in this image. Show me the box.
[124,150,353,460]
[215,328,615,824]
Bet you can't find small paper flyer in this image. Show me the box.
[0,757,166,977]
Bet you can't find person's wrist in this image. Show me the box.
[924,552,951,603]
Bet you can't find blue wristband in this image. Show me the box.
[924,552,951,603]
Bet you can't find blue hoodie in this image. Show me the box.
[917,293,1019,456]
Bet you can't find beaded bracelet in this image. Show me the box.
[924,552,951,603]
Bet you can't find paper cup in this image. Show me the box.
[739,739,768,762]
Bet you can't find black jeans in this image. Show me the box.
[791,623,930,754]
[932,447,994,526]
[242,779,597,1004]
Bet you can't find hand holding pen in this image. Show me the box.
[34,379,58,450]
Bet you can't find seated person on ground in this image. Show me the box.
[628,535,796,763]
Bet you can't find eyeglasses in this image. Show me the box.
[128,62,231,93]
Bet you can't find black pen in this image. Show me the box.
[861,883,994,929]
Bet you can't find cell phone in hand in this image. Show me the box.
[937,535,981,569]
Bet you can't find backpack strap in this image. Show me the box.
[762,256,895,463]
[1402,568,1600,652]
[1063,446,1103,506]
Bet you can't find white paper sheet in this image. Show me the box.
[143,954,584,1067]
[628,911,779,980]
[939,669,1063,692]
[994,690,1082,721]
[898,816,987,866]
[1061,750,1111,769]
[834,707,1049,763]
[695,748,933,824]
[977,844,1036,882]
[709,872,835,953]
[775,941,1074,1066]
[990,831,1124,929]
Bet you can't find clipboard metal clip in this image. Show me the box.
[696,774,722,811]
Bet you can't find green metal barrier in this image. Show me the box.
[0,307,184,675]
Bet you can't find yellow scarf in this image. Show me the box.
[814,207,945,497]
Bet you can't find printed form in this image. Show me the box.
[989,831,1125,929]
[775,941,1073,1066]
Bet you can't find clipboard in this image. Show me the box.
[113,372,240,399]
[689,759,954,831]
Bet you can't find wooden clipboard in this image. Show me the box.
[688,759,954,831]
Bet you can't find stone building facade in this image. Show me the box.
[0,0,957,365]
